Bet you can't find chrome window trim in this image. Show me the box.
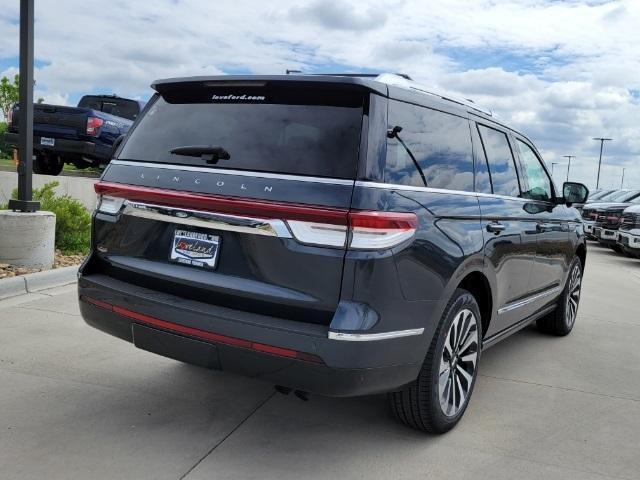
[110,160,355,186]
[355,180,532,203]
[328,328,424,341]
[497,286,562,315]
[121,201,293,238]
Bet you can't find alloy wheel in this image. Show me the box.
[565,265,582,328]
[438,309,479,417]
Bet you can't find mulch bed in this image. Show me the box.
[0,250,85,279]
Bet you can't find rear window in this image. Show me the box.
[117,88,364,179]
[78,96,140,120]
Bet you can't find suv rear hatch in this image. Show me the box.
[89,79,370,326]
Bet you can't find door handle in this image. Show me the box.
[536,223,553,232]
[486,222,506,234]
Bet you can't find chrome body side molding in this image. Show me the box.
[497,286,562,315]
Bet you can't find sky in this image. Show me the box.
[0,0,639,189]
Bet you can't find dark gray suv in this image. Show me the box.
[78,73,589,433]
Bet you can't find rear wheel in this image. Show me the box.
[537,256,582,336]
[34,153,64,176]
[389,289,481,433]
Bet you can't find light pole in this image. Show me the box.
[593,137,612,189]
[563,155,574,182]
[621,168,626,189]
[7,0,39,212]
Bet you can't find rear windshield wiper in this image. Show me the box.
[170,145,231,164]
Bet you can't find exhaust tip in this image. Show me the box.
[294,390,310,402]
[274,385,292,395]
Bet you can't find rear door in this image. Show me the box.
[473,121,537,337]
[92,81,367,326]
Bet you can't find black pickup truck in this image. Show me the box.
[5,94,145,175]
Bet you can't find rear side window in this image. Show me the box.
[118,90,363,179]
[516,139,553,202]
[477,125,520,197]
[384,101,474,191]
[470,124,492,194]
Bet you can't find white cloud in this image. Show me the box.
[1,0,639,188]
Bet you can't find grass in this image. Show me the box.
[0,156,101,174]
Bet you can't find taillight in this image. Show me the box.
[348,211,418,249]
[86,116,104,136]
[286,221,348,247]
[96,195,126,214]
[94,182,418,250]
[287,211,418,249]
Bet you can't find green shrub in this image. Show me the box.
[0,122,10,159]
[2,181,91,255]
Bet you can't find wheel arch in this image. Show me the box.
[575,243,587,270]
[456,271,493,338]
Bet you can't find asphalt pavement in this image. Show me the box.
[1,243,639,480]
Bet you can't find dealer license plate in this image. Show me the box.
[169,229,220,269]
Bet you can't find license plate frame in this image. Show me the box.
[40,137,55,146]
[169,229,220,270]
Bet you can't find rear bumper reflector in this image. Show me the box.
[80,295,323,364]
[328,328,424,341]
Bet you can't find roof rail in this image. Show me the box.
[374,73,493,116]
[303,72,413,80]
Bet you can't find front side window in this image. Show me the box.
[477,125,520,197]
[384,101,474,191]
[516,140,553,202]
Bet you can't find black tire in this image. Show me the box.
[389,288,481,434]
[537,256,582,336]
[33,154,44,174]
[34,153,64,176]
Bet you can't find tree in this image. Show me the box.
[0,75,19,121]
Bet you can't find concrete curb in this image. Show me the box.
[0,265,78,300]
[0,276,27,300]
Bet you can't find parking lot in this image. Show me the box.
[0,244,638,480]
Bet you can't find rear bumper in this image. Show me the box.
[5,132,106,160]
[78,273,423,397]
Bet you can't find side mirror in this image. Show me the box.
[563,182,589,206]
